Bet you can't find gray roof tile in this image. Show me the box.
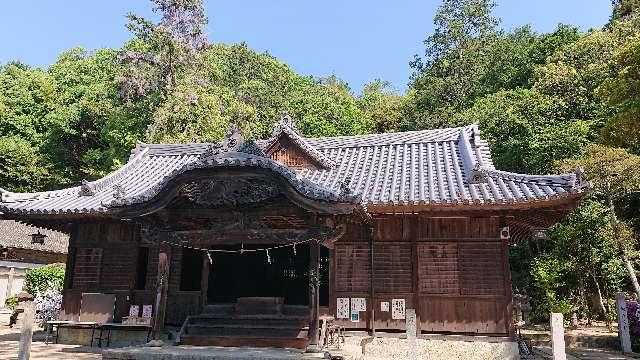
[0,120,588,215]
[0,220,68,253]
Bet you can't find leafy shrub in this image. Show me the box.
[4,295,18,310]
[25,263,65,295]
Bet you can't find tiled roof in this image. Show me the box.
[0,220,68,253]
[0,118,588,216]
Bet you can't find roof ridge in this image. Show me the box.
[304,125,469,141]
[83,147,150,195]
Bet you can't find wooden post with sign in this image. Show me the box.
[17,301,36,360]
[550,313,566,360]
[406,308,417,360]
[616,292,632,353]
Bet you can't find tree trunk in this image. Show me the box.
[592,271,610,328]
[607,195,640,298]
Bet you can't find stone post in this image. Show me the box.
[6,267,15,299]
[550,313,566,360]
[406,308,417,360]
[17,301,36,360]
[616,292,632,353]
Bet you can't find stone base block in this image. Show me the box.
[339,335,520,360]
[58,326,150,348]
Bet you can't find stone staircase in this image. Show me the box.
[177,298,311,349]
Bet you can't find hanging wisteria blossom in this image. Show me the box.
[34,282,63,326]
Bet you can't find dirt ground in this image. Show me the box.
[0,325,101,360]
[0,323,638,360]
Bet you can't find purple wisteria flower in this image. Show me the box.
[34,282,63,326]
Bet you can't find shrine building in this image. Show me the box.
[0,114,587,348]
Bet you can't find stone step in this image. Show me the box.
[188,315,309,327]
[186,324,309,338]
[180,334,310,349]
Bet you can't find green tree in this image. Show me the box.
[453,89,591,174]
[406,1,580,130]
[612,0,640,21]
[559,145,640,298]
[0,62,56,145]
[357,79,405,133]
[46,47,128,180]
[597,35,640,151]
[0,136,53,192]
[528,200,627,324]
[407,0,499,128]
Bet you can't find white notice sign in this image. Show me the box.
[336,298,349,319]
[392,299,406,320]
[351,298,366,312]
[381,301,389,312]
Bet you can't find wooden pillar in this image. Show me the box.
[369,224,376,336]
[152,251,170,340]
[309,241,320,345]
[201,252,210,310]
[410,215,420,336]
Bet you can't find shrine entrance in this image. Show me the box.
[207,244,311,305]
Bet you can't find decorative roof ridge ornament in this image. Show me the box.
[201,123,244,159]
[339,178,352,197]
[571,167,591,193]
[273,111,298,135]
[201,124,267,160]
[78,180,96,196]
[112,183,126,200]
[469,163,489,184]
[0,187,9,203]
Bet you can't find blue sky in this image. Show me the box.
[0,1,611,93]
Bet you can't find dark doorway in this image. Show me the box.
[207,244,310,305]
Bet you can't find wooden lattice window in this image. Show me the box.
[417,243,459,294]
[459,242,505,296]
[335,244,370,293]
[373,243,412,293]
[72,248,102,289]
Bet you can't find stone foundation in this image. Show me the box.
[57,326,150,348]
[338,334,520,360]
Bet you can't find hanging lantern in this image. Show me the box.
[31,230,47,245]
[532,228,549,240]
